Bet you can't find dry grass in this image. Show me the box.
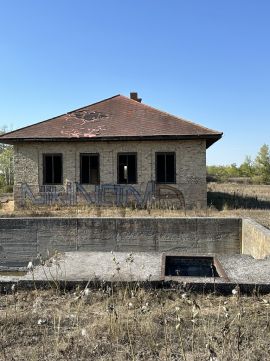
[207,183,270,229]
[212,209,270,230]
[1,287,270,361]
[208,183,270,201]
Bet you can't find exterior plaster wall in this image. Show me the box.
[13,140,207,208]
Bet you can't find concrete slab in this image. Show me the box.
[0,251,270,286]
[219,254,270,284]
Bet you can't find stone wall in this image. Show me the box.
[13,139,207,209]
[242,218,270,259]
[0,217,241,267]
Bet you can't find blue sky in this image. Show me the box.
[0,0,269,165]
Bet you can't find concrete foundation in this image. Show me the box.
[0,217,241,267]
[242,218,270,259]
[0,216,270,290]
[0,216,269,269]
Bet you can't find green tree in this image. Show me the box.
[239,155,254,177]
[226,163,240,178]
[0,129,14,186]
[0,146,14,185]
[254,144,270,183]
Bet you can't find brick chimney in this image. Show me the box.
[130,92,142,103]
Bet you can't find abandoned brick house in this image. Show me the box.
[0,93,222,208]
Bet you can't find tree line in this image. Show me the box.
[207,144,270,184]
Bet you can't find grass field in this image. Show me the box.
[1,286,270,361]
[207,183,270,229]
[208,183,270,200]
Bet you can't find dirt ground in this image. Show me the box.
[0,200,14,213]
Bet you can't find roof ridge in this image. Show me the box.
[0,94,121,139]
[120,94,222,134]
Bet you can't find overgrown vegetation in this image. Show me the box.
[0,128,14,191]
[0,286,270,360]
[207,144,270,184]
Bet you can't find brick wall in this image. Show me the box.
[13,139,207,208]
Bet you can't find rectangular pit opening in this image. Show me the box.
[163,254,226,278]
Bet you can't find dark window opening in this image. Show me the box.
[164,256,220,277]
[43,154,63,185]
[80,154,100,184]
[118,153,137,184]
[156,153,176,183]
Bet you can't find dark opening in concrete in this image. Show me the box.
[164,255,221,277]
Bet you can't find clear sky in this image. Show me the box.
[0,0,269,165]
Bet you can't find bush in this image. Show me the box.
[0,185,13,194]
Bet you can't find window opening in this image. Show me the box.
[118,153,137,184]
[156,153,176,183]
[80,154,100,184]
[43,154,63,185]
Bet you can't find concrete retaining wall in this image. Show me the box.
[0,217,241,267]
[242,218,270,259]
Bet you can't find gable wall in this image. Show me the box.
[13,139,206,209]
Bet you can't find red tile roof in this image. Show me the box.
[0,95,222,148]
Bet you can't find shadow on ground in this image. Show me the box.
[207,191,270,210]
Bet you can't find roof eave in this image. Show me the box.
[0,133,222,146]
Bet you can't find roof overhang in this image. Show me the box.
[0,133,222,148]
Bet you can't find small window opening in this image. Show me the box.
[118,153,137,184]
[80,154,100,184]
[156,153,176,183]
[43,154,63,185]
[164,256,220,277]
